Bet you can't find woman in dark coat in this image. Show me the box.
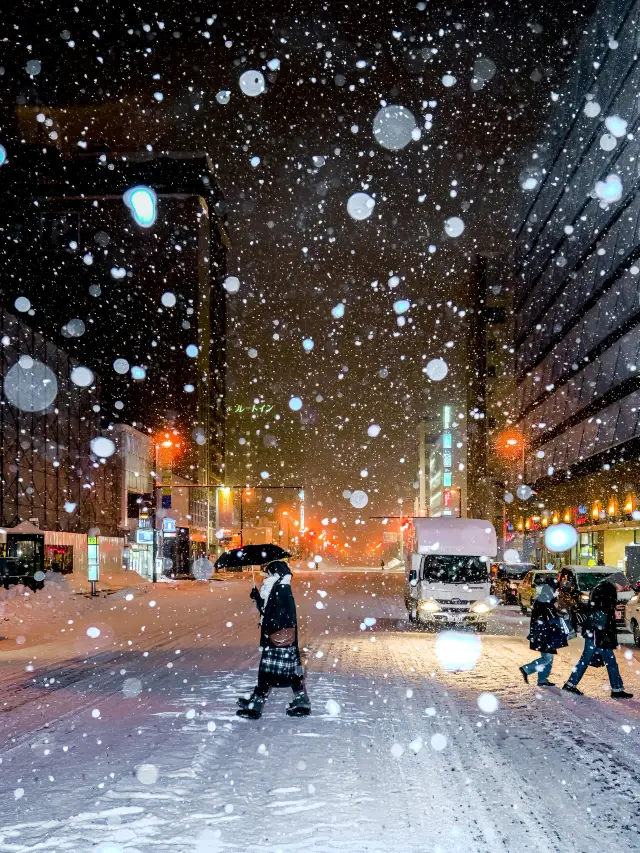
[237,560,311,719]
[563,572,633,698]
[519,578,567,687]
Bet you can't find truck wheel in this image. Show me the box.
[520,601,528,615]
[632,620,640,648]
[476,623,487,633]
[408,608,416,623]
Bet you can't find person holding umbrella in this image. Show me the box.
[237,558,311,719]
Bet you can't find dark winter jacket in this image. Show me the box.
[528,584,568,654]
[584,579,619,650]
[253,578,298,648]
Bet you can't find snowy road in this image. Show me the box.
[1,572,640,853]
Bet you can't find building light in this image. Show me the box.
[563,508,571,523]
[625,493,635,514]
[592,500,602,520]
[123,185,157,228]
[608,497,618,517]
[552,511,559,525]
[517,517,524,531]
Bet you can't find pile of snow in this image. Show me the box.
[0,570,145,638]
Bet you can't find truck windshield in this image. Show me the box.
[422,556,489,584]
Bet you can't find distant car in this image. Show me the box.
[625,594,640,646]
[517,569,557,614]
[557,565,632,629]
[492,562,536,604]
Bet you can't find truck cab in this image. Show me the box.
[405,518,498,632]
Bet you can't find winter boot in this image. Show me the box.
[236,694,265,719]
[286,691,311,717]
[611,690,634,699]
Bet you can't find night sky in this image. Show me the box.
[1,0,595,557]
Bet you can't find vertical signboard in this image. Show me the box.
[87,536,99,595]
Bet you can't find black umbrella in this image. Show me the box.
[214,544,291,570]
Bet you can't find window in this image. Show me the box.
[487,365,497,377]
[487,339,497,352]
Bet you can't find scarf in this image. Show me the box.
[259,573,291,623]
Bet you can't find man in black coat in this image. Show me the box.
[519,579,567,687]
[563,572,633,698]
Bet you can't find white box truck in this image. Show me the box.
[404,517,498,631]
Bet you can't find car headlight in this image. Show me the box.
[471,601,491,614]
[418,599,441,613]
[629,595,638,604]
[580,592,589,602]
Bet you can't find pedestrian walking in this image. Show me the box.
[563,571,633,699]
[237,559,311,719]
[519,578,568,687]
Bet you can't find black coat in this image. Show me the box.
[585,580,619,650]
[253,579,298,648]
[528,593,567,654]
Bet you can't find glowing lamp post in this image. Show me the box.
[495,429,526,470]
[151,430,182,583]
[123,185,157,228]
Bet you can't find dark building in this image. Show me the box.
[506,0,640,567]
[0,146,228,497]
[0,305,119,533]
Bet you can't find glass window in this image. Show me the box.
[422,556,489,584]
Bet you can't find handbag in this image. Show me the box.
[269,627,296,647]
[558,615,577,641]
[589,649,605,668]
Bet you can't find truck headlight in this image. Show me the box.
[418,599,441,613]
[471,601,491,614]
[580,592,589,603]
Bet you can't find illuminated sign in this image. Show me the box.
[228,403,275,415]
[443,472,452,487]
[163,517,176,533]
[87,537,99,581]
[443,434,452,449]
[136,529,154,544]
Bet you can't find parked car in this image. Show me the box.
[492,562,536,604]
[517,569,557,614]
[625,593,640,646]
[557,565,632,629]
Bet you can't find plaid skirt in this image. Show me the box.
[259,644,302,685]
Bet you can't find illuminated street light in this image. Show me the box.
[123,185,157,228]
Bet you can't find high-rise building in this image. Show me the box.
[505,0,640,567]
[1,146,229,556]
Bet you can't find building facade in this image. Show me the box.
[506,0,640,567]
[1,144,228,526]
[0,305,120,537]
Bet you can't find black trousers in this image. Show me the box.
[256,669,304,697]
